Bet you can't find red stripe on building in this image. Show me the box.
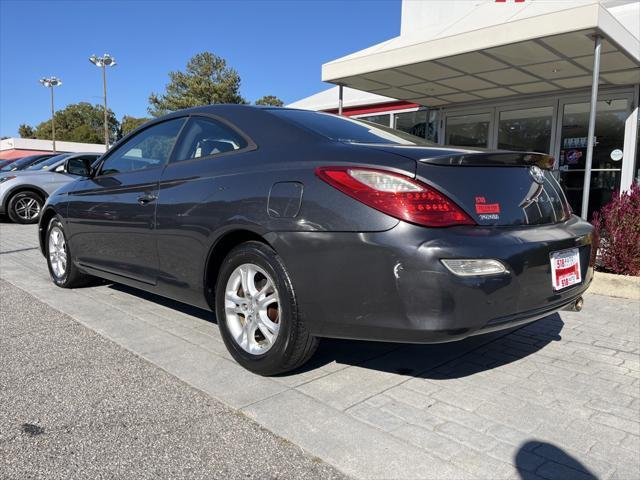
[326,101,419,116]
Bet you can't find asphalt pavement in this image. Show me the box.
[0,279,347,480]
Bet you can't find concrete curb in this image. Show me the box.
[589,271,640,300]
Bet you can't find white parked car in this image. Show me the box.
[0,152,101,224]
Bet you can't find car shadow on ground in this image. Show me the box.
[287,314,563,379]
[108,278,565,380]
[515,441,598,479]
[108,283,214,322]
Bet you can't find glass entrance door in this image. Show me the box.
[558,97,630,218]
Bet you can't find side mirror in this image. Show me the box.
[66,157,92,177]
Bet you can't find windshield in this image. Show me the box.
[269,109,434,146]
[26,153,70,170]
[0,155,44,172]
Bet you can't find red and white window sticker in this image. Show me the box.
[550,248,582,291]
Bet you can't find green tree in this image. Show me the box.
[255,95,284,107]
[120,115,150,137]
[18,124,36,138]
[31,102,118,144]
[148,51,246,117]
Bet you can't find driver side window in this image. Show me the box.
[99,118,185,175]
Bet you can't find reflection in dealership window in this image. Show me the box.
[356,113,391,127]
[394,109,438,142]
[498,106,553,153]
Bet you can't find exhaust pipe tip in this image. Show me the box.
[563,296,584,312]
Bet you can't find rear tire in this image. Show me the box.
[7,191,44,224]
[46,216,94,288]
[215,241,318,375]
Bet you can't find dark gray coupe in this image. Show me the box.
[39,105,593,375]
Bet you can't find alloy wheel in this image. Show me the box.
[224,263,280,355]
[48,226,67,278]
[14,197,41,221]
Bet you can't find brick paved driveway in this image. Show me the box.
[1,221,638,479]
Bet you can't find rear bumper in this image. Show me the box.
[270,215,594,343]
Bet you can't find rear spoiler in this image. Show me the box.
[419,152,554,170]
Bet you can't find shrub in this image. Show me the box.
[591,183,640,276]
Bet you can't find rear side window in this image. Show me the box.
[269,109,433,146]
[171,117,248,163]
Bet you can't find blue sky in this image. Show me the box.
[0,0,400,137]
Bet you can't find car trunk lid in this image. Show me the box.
[361,145,570,226]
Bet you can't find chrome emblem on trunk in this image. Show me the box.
[529,165,545,184]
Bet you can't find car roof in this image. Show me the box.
[112,104,321,152]
[65,152,102,158]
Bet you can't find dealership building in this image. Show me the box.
[289,0,640,219]
[0,138,106,160]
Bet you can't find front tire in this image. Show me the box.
[8,191,44,224]
[46,216,94,288]
[215,241,318,375]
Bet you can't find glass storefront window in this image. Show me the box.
[445,113,491,147]
[394,110,427,137]
[498,106,553,153]
[633,119,640,185]
[356,113,391,127]
[394,109,439,142]
[393,109,438,142]
[559,98,629,218]
[561,170,622,218]
[560,100,628,171]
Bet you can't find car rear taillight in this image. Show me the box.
[316,167,475,227]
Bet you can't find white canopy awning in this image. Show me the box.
[322,2,640,107]
[286,86,396,111]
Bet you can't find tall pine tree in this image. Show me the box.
[148,52,246,116]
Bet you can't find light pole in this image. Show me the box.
[89,53,116,148]
[39,77,62,153]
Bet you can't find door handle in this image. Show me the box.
[137,193,157,205]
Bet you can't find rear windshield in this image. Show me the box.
[269,109,433,146]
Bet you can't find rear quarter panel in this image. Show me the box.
[153,140,415,305]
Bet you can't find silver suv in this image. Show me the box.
[0,152,101,224]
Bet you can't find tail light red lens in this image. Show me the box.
[316,166,475,227]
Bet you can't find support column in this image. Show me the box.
[580,35,602,219]
[338,85,343,116]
